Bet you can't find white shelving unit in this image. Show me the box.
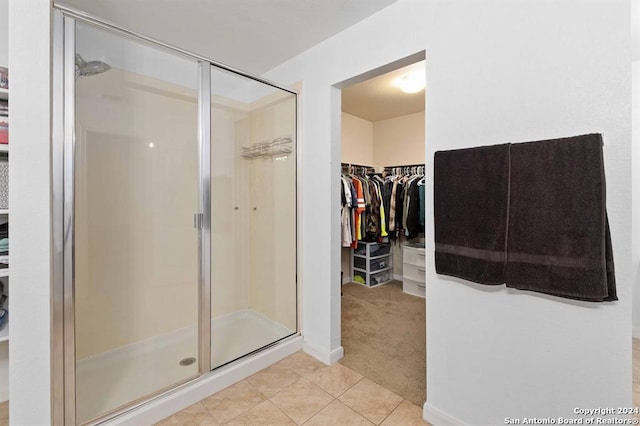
[351,241,393,287]
[0,61,9,405]
[0,88,7,154]
[0,81,9,346]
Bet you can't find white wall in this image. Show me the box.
[373,111,424,166]
[341,112,374,165]
[265,0,632,424]
[631,0,640,340]
[9,0,52,424]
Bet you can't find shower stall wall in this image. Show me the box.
[54,9,299,425]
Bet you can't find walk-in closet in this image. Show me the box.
[339,60,426,405]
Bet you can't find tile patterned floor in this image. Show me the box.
[634,338,640,408]
[156,351,430,425]
[3,338,638,425]
[0,401,6,426]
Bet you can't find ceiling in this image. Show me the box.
[56,0,398,75]
[341,61,425,122]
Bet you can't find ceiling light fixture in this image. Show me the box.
[394,72,425,94]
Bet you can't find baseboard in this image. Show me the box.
[303,340,344,365]
[423,401,465,426]
[342,275,352,284]
[393,274,403,281]
[633,326,640,339]
[329,346,344,364]
[109,335,303,426]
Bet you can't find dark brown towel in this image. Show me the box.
[434,133,616,302]
[434,144,510,285]
[506,134,616,301]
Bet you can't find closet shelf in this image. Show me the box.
[353,253,391,261]
[0,209,8,215]
[0,89,7,101]
[0,146,8,154]
[353,265,392,274]
[0,270,8,278]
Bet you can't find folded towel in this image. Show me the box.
[434,143,511,285]
[434,134,616,302]
[506,134,616,301]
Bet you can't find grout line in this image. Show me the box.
[377,398,405,425]
[335,376,364,399]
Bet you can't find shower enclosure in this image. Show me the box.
[53,8,298,425]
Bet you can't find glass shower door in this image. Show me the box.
[210,66,297,369]
[73,21,201,423]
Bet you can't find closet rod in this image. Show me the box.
[383,163,424,169]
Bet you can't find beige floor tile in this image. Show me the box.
[308,363,363,397]
[381,400,430,426]
[270,377,334,424]
[304,400,374,426]
[0,401,7,420]
[339,378,403,425]
[201,380,265,423]
[276,351,327,377]
[154,402,218,426]
[226,400,296,425]
[248,362,303,398]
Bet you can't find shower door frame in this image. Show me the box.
[51,6,301,425]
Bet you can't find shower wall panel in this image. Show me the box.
[75,67,199,360]
[246,95,297,331]
[211,103,251,317]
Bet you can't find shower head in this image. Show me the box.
[75,54,111,79]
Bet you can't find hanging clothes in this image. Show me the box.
[383,166,425,242]
[418,178,425,228]
[339,164,391,246]
[340,175,355,247]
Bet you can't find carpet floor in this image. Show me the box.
[340,280,426,406]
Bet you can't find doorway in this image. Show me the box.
[336,54,427,406]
